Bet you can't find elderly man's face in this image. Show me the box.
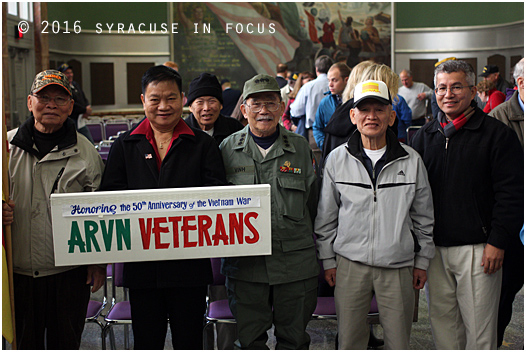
[141,80,183,132]
[189,96,222,131]
[241,92,284,137]
[350,99,395,147]
[28,85,73,133]
[435,71,476,121]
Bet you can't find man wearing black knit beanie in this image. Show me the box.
[185,72,243,145]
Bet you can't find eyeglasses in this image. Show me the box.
[245,101,280,113]
[435,85,473,96]
[31,94,71,106]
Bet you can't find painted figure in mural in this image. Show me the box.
[320,20,336,49]
[337,11,361,68]
[177,2,218,65]
[359,16,384,63]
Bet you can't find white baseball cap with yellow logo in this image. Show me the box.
[352,80,391,108]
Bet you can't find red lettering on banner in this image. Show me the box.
[138,212,260,249]
[168,216,181,248]
[198,215,213,246]
[182,216,197,247]
[153,217,170,249]
[213,214,229,246]
[139,218,153,249]
[229,213,244,244]
[244,212,260,244]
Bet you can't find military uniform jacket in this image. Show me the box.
[219,125,320,285]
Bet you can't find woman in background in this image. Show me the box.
[282,71,315,131]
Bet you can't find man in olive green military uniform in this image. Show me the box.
[219,74,320,349]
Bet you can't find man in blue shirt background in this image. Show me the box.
[313,62,350,150]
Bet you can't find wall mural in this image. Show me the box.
[172,2,392,91]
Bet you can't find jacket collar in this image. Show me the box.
[127,116,195,142]
[509,90,524,121]
[11,115,77,157]
[346,127,407,165]
[232,125,296,162]
[424,102,485,135]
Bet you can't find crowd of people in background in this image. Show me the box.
[2,55,524,350]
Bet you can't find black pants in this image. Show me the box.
[497,239,524,347]
[14,267,90,349]
[129,285,207,350]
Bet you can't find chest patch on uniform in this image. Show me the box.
[227,165,255,174]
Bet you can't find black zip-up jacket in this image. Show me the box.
[99,117,227,288]
[410,105,523,249]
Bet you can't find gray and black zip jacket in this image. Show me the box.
[315,129,435,271]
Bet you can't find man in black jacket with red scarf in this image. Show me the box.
[411,60,523,350]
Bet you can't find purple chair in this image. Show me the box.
[103,263,132,349]
[203,258,236,348]
[96,140,113,163]
[86,121,104,143]
[85,266,109,349]
[104,120,129,140]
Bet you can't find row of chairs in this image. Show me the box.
[86,116,143,143]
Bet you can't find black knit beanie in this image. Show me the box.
[187,73,223,106]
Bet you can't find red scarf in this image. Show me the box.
[438,105,475,138]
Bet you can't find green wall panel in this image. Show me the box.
[396,2,523,28]
[47,2,169,30]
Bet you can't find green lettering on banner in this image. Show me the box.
[84,220,101,252]
[116,219,131,251]
[68,221,86,253]
[101,219,114,251]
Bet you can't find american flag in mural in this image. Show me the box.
[205,2,299,76]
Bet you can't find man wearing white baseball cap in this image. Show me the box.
[315,80,435,349]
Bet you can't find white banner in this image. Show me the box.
[51,185,271,266]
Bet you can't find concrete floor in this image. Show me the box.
[4,285,523,349]
[76,285,523,349]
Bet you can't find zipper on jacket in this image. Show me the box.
[50,167,65,194]
[437,128,449,229]
[350,151,409,265]
[372,168,377,202]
